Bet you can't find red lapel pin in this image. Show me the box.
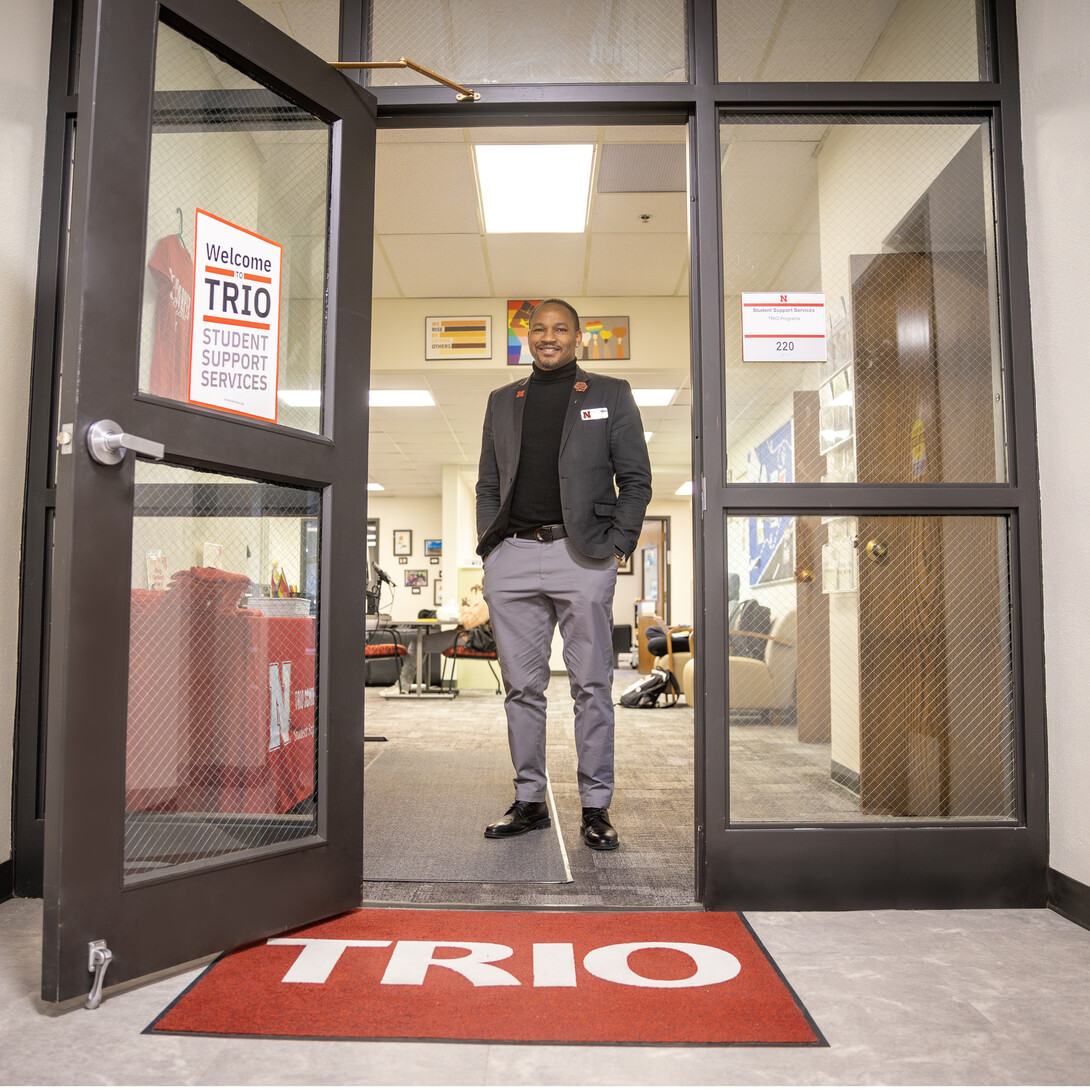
[574,381,588,392]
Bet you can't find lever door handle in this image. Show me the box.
[87,419,166,465]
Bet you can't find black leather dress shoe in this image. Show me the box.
[581,807,619,850]
[484,800,551,838]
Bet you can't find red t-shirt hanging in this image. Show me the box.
[147,234,194,401]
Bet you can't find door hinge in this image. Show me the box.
[85,939,112,1010]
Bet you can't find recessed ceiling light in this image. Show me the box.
[644,431,654,442]
[369,390,435,407]
[632,389,676,407]
[675,480,694,496]
[367,483,384,491]
[278,389,321,407]
[475,144,594,233]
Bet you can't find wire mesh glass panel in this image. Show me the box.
[124,462,320,880]
[138,20,331,434]
[717,0,985,82]
[722,116,1006,484]
[726,514,1016,824]
[240,0,341,58]
[366,0,687,85]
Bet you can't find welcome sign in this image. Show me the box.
[189,209,283,421]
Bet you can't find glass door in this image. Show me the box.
[43,0,376,1001]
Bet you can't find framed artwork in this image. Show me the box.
[424,538,442,556]
[405,570,428,588]
[425,316,491,360]
[748,420,795,586]
[507,300,540,366]
[580,315,630,361]
[393,529,412,556]
[434,579,443,606]
[617,555,633,575]
[642,546,659,601]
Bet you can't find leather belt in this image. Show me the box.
[512,524,568,543]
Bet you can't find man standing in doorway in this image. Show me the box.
[476,299,652,850]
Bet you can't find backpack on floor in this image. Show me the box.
[618,666,680,708]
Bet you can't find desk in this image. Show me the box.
[381,619,458,700]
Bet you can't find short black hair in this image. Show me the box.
[529,298,580,331]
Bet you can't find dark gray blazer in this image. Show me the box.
[475,365,653,560]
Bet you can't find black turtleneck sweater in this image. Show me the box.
[506,359,576,533]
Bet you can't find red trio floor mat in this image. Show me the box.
[147,908,826,1047]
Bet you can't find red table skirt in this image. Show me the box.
[126,591,316,815]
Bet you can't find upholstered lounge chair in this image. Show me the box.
[681,609,797,718]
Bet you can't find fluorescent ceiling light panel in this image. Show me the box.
[475,144,593,233]
[675,480,694,496]
[369,390,435,407]
[278,389,321,407]
[632,388,676,407]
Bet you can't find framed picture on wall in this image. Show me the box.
[434,579,443,606]
[507,299,541,366]
[393,529,412,556]
[425,538,442,556]
[617,555,633,575]
[425,316,491,361]
[405,570,428,588]
[642,546,659,600]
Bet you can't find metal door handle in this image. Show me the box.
[865,539,889,561]
[87,420,165,465]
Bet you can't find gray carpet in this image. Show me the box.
[359,680,698,907]
[363,748,571,884]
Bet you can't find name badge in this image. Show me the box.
[581,407,608,421]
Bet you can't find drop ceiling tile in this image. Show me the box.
[590,192,688,234]
[372,244,401,297]
[470,127,599,145]
[602,126,686,144]
[379,128,466,144]
[586,233,689,296]
[382,234,490,297]
[375,144,479,234]
[484,234,588,299]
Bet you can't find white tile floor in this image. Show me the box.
[2,896,1089,1085]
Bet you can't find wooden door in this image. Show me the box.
[852,251,1009,816]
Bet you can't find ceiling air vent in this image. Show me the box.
[597,143,687,193]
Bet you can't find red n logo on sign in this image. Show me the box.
[780,294,788,302]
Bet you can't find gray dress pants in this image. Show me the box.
[482,536,618,808]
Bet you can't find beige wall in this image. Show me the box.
[0,0,52,866]
[1018,0,1090,888]
[365,494,444,619]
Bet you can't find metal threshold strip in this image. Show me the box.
[329,57,480,101]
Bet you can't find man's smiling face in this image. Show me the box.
[528,303,582,370]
